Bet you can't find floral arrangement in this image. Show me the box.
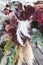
[0,1,35,65]
[0,0,43,65]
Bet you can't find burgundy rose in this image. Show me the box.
[34,4,43,25]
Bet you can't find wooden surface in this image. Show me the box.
[31,43,43,65]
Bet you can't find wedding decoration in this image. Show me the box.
[0,0,43,65]
[0,1,35,65]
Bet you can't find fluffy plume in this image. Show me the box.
[17,46,23,65]
[22,39,34,65]
[16,20,31,46]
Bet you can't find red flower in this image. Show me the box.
[6,4,10,7]
[34,5,43,25]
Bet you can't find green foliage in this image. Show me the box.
[5,44,19,65]
[3,38,19,65]
[31,28,43,47]
[38,43,43,47]
[4,39,14,54]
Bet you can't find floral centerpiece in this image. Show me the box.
[0,0,43,65]
[0,0,35,65]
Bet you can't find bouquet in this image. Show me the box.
[0,1,35,65]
